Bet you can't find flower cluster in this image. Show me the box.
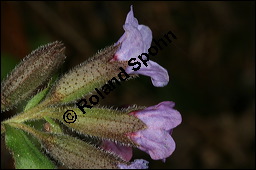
[104,7,181,166]
[1,5,181,169]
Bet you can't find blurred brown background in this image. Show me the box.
[1,1,255,169]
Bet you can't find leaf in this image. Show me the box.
[5,124,56,169]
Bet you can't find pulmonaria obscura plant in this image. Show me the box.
[1,6,182,169]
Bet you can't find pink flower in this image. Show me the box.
[128,101,182,161]
[101,101,181,162]
[113,6,169,87]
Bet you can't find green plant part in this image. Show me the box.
[5,124,56,169]
[41,44,129,107]
[7,122,130,169]
[36,106,147,146]
[1,41,66,111]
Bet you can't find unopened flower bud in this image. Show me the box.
[1,41,66,111]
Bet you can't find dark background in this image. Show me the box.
[1,1,255,169]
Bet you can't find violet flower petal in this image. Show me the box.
[115,24,144,61]
[132,101,182,131]
[137,25,152,52]
[128,101,182,160]
[126,60,169,87]
[129,129,176,160]
[124,6,139,26]
[118,159,149,169]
